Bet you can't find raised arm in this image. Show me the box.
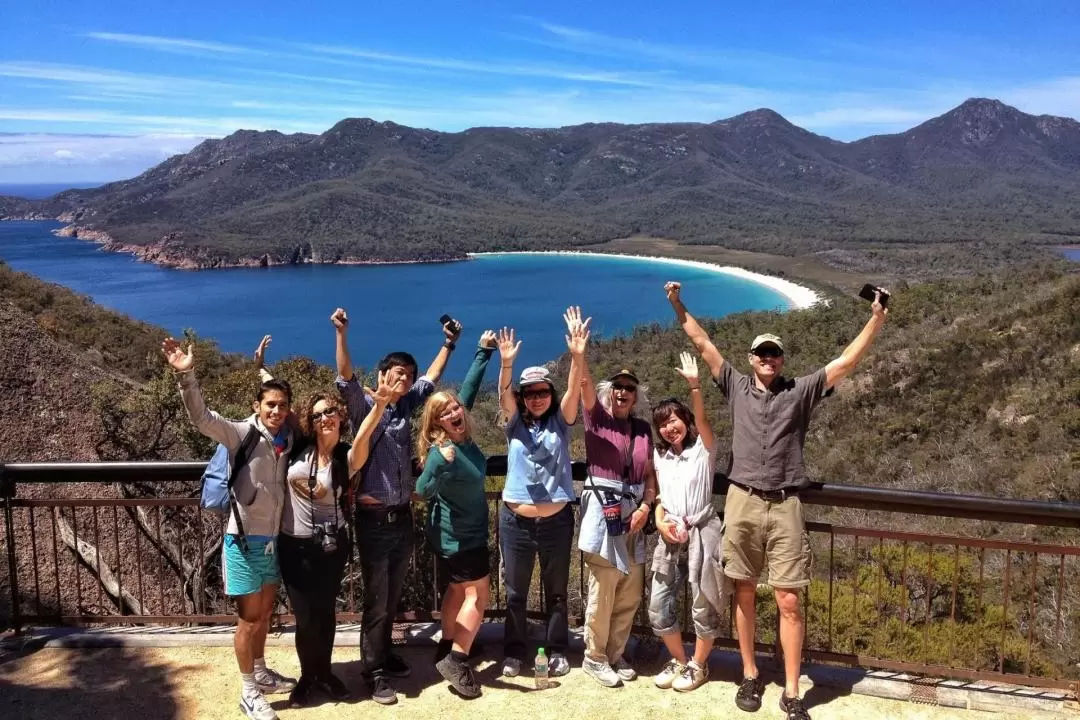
[331,308,354,381]
[561,308,591,424]
[565,306,598,412]
[347,374,403,473]
[496,327,521,421]
[423,317,463,384]
[253,334,275,383]
[675,351,714,452]
[824,291,889,390]
[459,331,496,410]
[162,338,248,448]
[665,281,726,379]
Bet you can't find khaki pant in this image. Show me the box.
[722,484,811,588]
[583,552,645,664]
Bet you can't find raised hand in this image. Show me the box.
[565,313,592,356]
[443,316,463,343]
[664,281,682,304]
[161,337,194,372]
[479,329,497,349]
[563,305,590,335]
[330,308,349,330]
[873,289,890,320]
[675,351,700,388]
[370,371,405,406]
[253,334,272,367]
[497,327,521,362]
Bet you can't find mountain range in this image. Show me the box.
[2,98,1079,273]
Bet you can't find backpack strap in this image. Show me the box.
[228,425,263,553]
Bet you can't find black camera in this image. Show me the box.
[312,521,338,554]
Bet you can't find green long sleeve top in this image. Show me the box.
[415,344,493,557]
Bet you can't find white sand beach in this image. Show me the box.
[469,250,822,309]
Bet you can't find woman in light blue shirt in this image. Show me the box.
[494,308,590,678]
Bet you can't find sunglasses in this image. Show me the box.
[752,348,784,359]
[522,388,552,400]
[611,382,638,393]
[311,407,339,421]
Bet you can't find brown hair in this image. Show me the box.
[298,391,349,441]
[416,390,473,462]
[651,398,698,454]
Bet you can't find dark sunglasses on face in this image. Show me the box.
[753,348,784,359]
[612,382,638,393]
[311,407,339,421]
[523,388,552,400]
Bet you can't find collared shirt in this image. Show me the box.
[503,411,576,505]
[654,435,717,518]
[713,362,829,492]
[337,374,434,507]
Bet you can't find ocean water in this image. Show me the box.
[0,183,103,199]
[0,221,791,378]
[1062,248,1080,262]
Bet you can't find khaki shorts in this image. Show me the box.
[722,485,811,588]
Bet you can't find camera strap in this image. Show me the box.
[308,446,342,537]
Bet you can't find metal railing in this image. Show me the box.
[2,460,1078,696]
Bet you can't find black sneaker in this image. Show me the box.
[434,639,454,664]
[735,676,766,712]
[288,676,315,708]
[779,693,811,720]
[435,654,481,699]
[369,675,398,705]
[316,673,351,702]
[385,652,412,678]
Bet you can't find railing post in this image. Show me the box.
[1,465,21,632]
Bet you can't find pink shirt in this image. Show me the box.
[583,401,653,483]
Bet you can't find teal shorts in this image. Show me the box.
[222,534,280,597]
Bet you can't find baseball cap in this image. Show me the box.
[750,334,784,353]
[608,368,640,385]
[519,366,552,387]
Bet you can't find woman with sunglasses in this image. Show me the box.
[415,330,497,698]
[494,309,590,679]
[572,308,658,688]
[279,372,404,708]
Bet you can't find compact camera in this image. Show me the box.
[312,521,338,554]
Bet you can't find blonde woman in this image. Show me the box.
[415,330,496,698]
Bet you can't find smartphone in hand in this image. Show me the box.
[858,283,890,308]
[439,314,462,334]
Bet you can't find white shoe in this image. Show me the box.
[612,657,638,682]
[239,691,279,720]
[672,659,709,692]
[502,657,523,677]
[654,658,686,689]
[582,657,621,687]
[254,667,297,695]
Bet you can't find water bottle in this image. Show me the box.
[534,647,549,689]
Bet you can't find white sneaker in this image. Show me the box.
[654,658,686,689]
[502,657,523,677]
[582,657,621,687]
[672,659,709,692]
[549,653,571,678]
[239,691,279,720]
[254,667,297,695]
[612,657,638,682]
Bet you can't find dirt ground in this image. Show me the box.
[0,643,1055,720]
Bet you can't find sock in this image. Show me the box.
[450,650,468,663]
[241,672,259,698]
[253,657,267,674]
[436,638,453,657]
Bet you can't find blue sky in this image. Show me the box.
[2,0,1079,182]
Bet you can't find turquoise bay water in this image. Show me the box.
[0,221,790,379]
[1062,248,1080,262]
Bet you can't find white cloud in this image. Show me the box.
[85,32,261,56]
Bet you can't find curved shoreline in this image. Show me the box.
[469,250,822,310]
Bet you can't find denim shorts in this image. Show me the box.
[222,534,281,597]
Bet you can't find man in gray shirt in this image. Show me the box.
[666,281,888,720]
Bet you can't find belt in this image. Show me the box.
[730,481,799,503]
[356,502,411,525]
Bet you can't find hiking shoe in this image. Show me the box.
[385,652,412,678]
[502,657,523,677]
[436,654,481,698]
[254,667,297,695]
[654,658,686,689]
[549,653,571,678]
[780,693,812,720]
[239,691,279,720]
[612,657,638,682]
[672,659,709,692]
[287,676,315,708]
[369,675,398,705]
[316,673,351,702]
[735,675,766,712]
[582,656,621,688]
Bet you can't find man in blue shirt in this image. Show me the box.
[332,308,460,706]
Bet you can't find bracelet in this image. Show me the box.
[689,386,701,392]
[444,340,457,350]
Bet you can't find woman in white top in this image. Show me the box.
[648,352,726,694]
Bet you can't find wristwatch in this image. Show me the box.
[444,340,457,350]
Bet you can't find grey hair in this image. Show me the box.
[596,380,650,417]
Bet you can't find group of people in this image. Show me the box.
[162,281,889,720]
